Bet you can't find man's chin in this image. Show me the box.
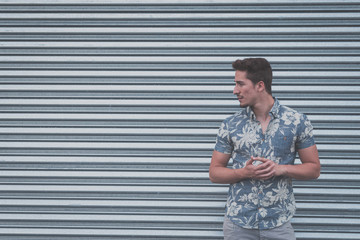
[239,102,248,108]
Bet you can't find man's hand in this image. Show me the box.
[239,157,258,179]
[247,157,287,180]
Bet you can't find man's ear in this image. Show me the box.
[256,81,266,92]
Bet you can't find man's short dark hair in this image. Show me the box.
[232,58,272,95]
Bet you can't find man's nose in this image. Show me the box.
[233,86,239,95]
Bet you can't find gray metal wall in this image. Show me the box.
[0,0,359,239]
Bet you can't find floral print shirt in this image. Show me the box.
[214,98,315,229]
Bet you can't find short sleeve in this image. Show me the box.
[214,120,233,154]
[296,114,315,150]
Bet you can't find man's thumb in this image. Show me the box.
[246,157,255,166]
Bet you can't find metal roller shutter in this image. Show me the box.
[0,0,359,239]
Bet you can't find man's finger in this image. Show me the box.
[253,161,271,170]
[255,167,274,176]
[246,157,255,166]
[251,157,269,163]
[255,167,276,178]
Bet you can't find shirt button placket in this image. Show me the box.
[257,181,265,228]
[255,119,266,229]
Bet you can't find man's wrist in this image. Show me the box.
[234,167,253,180]
[277,164,288,177]
[233,168,240,180]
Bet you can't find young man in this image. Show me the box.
[209,58,320,240]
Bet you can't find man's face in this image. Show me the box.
[233,70,257,108]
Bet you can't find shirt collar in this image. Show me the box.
[245,97,280,120]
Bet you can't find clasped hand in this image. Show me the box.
[245,156,284,180]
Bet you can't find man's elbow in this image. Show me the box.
[208,168,217,183]
[313,170,320,180]
[315,169,321,179]
[209,167,224,184]
[313,164,321,179]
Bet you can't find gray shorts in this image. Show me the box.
[223,216,296,240]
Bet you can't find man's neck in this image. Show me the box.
[251,94,275,122]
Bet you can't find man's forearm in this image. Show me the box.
[279,163,320,180]
[209,166,250,184]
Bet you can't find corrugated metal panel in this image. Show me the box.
[0,0,359,239]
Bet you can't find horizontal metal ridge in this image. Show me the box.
[1,41,360,48]
[0,156,211,164]
[0,170,358,180]
[0,214,358,225]
[0,228,358,240]
[0,113,358,121]
[1,56,360,63]
[0,228,224,238]
[0,213,222,222]
[0,127,359,137]
[0,156,358,167]
[1,4,358,12]
[0,141,358,151]
[0,185,358,196]
[1,99,359,107]
[3,23,358,29]
[0,85,359,92]
[0,0,359,4]
[1,70,359,78]
[2,26,360,32]
[2,50,360,57]
[1,12,360,18]
[0,199,358,209]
